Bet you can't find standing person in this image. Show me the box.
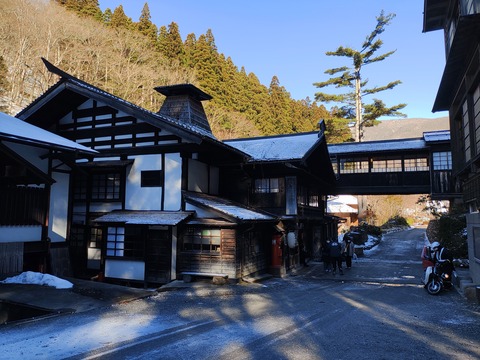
[321,240,331,273]
[342,236,355,269]
[329,238,343,275]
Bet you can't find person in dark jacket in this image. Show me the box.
[329,239,343,275]
[431,241,454,276]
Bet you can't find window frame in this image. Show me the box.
[404,157,429,172]
[183,227,222,253]
[370,157,402,173]
[339,158,369,174]
[106,226,144,259]
[254,178,280,193]
[432,151,452,170]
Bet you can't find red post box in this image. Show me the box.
[271,234,283,268]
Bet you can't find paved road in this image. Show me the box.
[1,228,480,360]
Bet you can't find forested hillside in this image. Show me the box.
[0,0,351,142]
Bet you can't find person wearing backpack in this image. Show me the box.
[430,241,454,279]
[329,238,343,275]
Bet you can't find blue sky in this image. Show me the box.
[98,1,448,120]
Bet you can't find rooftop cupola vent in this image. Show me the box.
[155,84,212,133]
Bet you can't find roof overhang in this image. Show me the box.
[94,210,194,225]
[184,191,277,223]
[0,142,55,185]
[432,14,480,111]
[0,111,96,155]
[423,0,450,32]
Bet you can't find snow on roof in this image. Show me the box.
[330,195,358,205]
[224,132,321,161]
[328,138,427,155]
[185,192,276,222]
[94,211,193,225]
[0,112,96,153]
[327,202,358,214]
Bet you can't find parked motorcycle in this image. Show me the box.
[423,260,454,295]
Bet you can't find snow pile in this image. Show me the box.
[0,271,73,289]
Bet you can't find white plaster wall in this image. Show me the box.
[105,259,145,280]
[164,153,182,210]
[126,154,163,210]
[4,141,48,173]
[188,159,208,192]
[49,172,70,243]
[171,226,177,280]
[0,226,42,242]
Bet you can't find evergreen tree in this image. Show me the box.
[79,0,102,20]
[323,117,352,143]
[266,76,291,134]
[314,11,406,142]
[137,3,158,43]
[55,0,102,20]
[4,0,352,140]
[157,26,169,54]
[192,29,221,99]
[160,22,184,62]
[183,33,197,69]
[103,8,112,24]
[110,5,133,29]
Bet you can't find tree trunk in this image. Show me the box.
[355,69,362,142]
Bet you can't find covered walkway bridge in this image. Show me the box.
[328,130,459,200]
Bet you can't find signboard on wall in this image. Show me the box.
[285,176,297,215]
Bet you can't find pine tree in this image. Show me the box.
[314,11,406,142]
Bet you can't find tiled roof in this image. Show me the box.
[184,192,277,222]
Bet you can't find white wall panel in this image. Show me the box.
[164,153,182,210]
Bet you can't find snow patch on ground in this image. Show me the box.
[0,271,73,289]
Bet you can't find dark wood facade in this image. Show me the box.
[0,111,96,276]
[424,0,480,289]
[328,132,459,200]
[14,59,284,285]
[224,130,338,273]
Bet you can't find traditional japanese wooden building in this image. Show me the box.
[11,58,336,285]
[0,111,96,276]
[224,127,338,274]
[423,0,480,296]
